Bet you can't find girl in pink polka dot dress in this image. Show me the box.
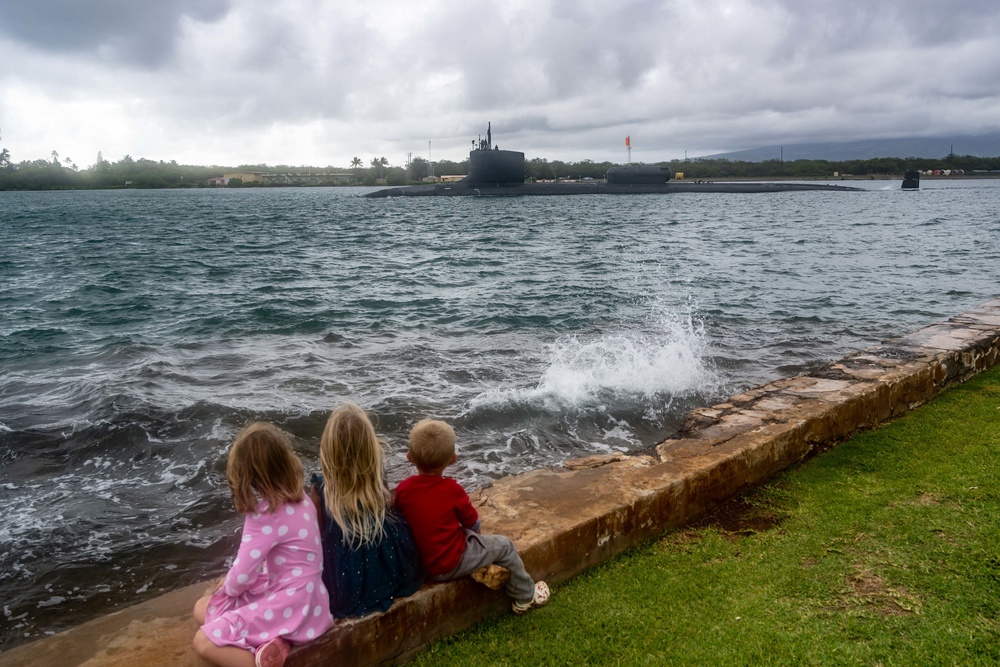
[192,423,333,667]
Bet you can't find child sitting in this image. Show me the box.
[393,419,549,614]
[193,422,333,667]
[309,403,423,618]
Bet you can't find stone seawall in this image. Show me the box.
[3,299,999,667]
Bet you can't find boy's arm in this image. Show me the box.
[453,482,480,532]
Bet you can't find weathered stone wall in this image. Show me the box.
[3,299,999,667]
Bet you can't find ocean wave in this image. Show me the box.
[469,308,717,412]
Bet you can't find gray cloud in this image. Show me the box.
[1,0,999,166]
[0,0,231,67]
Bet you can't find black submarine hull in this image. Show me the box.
[367,123,863,198]
[365,180,862,198]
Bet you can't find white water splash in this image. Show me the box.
[471,307,716,410]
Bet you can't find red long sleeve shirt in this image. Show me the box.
[394,474,479,576]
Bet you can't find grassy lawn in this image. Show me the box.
[413,365,1000,666]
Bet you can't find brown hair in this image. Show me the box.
[226,422,304,514]
[320,404,389,547]
[407,419,456,472]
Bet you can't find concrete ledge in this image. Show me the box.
[3,299,999,667]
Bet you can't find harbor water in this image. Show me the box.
[2,180,999,647]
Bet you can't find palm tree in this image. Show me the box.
[370,157,389,179]
[0,147,10,169]
[350,156,362,180]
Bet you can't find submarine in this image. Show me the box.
[365,123,863,198]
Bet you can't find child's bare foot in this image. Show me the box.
[512,581,550,614]
[470,564,511,590]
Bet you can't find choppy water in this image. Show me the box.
[2,180,999,646]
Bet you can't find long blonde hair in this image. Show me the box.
[227,422,304,515]
[320,403,389,547]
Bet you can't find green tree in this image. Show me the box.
[350,156,362,179]
[408,156,429,182]
[370,156,389,179]
[0,147,10,169]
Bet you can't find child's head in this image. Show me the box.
[226,422,304,514]
[319,403,389,546]
[407,419,457,473]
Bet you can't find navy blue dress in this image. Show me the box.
[310,474,424,618]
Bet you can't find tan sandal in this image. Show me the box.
[470,564,511,590]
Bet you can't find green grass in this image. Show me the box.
[413,365,1000,666]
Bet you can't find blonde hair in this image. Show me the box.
[319,403,389,547]
[227,422,304,515]
[408,419,456,472]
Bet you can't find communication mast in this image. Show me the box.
[626,135,631,164]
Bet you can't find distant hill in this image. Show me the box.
[699,133,1000,162]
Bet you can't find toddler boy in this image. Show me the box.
[393,419,549,613]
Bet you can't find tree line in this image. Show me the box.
[1,146,999,191]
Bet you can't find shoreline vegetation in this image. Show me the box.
[1,148,999,191]
[412,363,1000,666]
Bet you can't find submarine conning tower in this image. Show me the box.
[464,122,525,185]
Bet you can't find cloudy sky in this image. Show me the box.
[2,0,999,168]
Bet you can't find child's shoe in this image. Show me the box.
[470,564,511,590]
[511,581,550,614]
[255,637,291,667]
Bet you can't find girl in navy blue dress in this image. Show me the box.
[309,403,423,617]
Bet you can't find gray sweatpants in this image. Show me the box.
[431,530,536,603]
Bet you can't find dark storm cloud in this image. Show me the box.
[0,0,231,67]
[2,0,1000,165]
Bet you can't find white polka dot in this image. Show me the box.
[280,628,289,636]
[264,609,274,620]
[313,606,322,617]
[242,535,252,542]
[292,568,303,577]
[287,587,297,596]
[262,525,273,534]
[241,630,248,637]
[286,506,295,515]
[250,549,261,559]
[233,557,240,566]
[289,545,298,551]
[237,574,249,584]
[260,631,269,640]
[213,628,222,638]
[306,582,314,593]
[268,593,277,601]
[275,556,286,566]
[303,605,310,616]
[306,552,316,562]
[303,513,311,522]
[278,525,289,537]
[307,628,315,639]
[207,604,217,614]
[283,607,293,618]
[298,528,308,538]
[315,536,320,545]
[249,602,258,610]
[252,513,260,520]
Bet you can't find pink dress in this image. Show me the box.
[201,497,334,652]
